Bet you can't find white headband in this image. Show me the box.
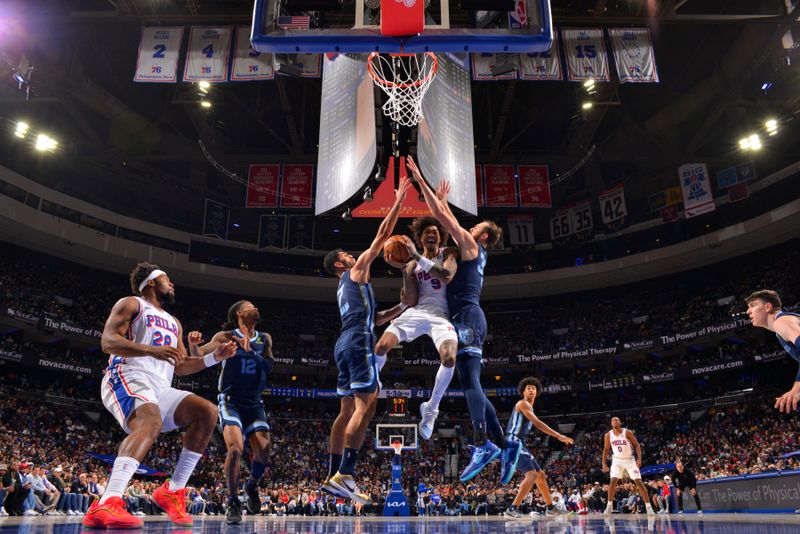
[138,269,167,293]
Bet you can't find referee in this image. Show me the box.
[670,459,703,514]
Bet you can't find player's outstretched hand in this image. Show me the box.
[775,388,800,413]
[396,175,412,202]
[213,341,238,362]
[436,181,450,203]
[150,346,184,366]
[406,156,422,182]
[400,235,418,260]
[601,464,609,473]
[559,435,574,446]
[187,331,203,347]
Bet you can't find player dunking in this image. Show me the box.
[502,377,573,519]
[602,417,655,515]
[376,216,459,440]
[84,263,236,529]
[407,156,517,482]
[191,300,273,524]
[321,176,411,503]
[746,290,800,413]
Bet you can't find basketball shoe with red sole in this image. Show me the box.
[83,496,143,529]
[152,481,192,526]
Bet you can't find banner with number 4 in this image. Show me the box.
[134,27,183,83]
[183,27,232,83]
[598,184,627,224]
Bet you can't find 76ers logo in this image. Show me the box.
[396,0,416,6]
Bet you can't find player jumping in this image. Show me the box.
[602,417,655,516]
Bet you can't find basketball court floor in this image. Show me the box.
[3,514,800,534]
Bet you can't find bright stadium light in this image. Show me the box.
[200,100,212,109]
[583,78,595,89]
[581,101,593,110]
[35,133,58,152]
[198,81,210,90]
[765,118,778,135]
[15,121,29,138]
[748,134,762,150]
[739,137,751,150]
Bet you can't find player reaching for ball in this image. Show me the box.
[374,217,459,440]
[320,176,412,504]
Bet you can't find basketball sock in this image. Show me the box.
[693,494,702,510]
[168,448,203,491]
[99,456,139,503]
[338,448,359,476]
[249,461,267,484]
[428,364,454,411]
[677,494,683,511]
[484,400,508,449]
[327,453,342,479]
[375,354,387,373]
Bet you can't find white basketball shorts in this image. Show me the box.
[385,307,458,350]
[101,365,192,434]
[610,457,642,480]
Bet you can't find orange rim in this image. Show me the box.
[367,52,438,90]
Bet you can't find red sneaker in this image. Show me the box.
[83,496,143,529]
[152,480,192,527]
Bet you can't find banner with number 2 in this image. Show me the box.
[134,27,183,83]
[183,27,232,83]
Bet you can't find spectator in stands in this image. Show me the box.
[0,463,12,516]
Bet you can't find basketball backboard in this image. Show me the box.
[251,0,553,54]
[376,423,418,451]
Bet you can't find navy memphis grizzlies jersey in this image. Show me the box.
[506,403,533,440]
[447,244,487,313]
[336,270,376,336]
[776,311,800,368]
[218,328,273,402]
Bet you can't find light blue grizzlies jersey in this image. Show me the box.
[336,270,377,337]
[447,244,487,313]
[218,329,273,402]
[506,404,533,440]
[776,311,800,379]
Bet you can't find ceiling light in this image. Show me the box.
[200,101,212,109]
[583,78,595,89]
[581,101,593,110]
[739,137,750,150]
[765,119,777,134]
[748,134,761,150]
[15,121,29,138]
[198,81,210,90]
[760,82,773,91]
[35,134,57,152]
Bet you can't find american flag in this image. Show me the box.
[277,15,310,30]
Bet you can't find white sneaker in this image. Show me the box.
[419,401,439,440]
[66,510,76,516]
[23,510,38,516]
[646,506,655,516]
[697,510,703,515]
[603,506,613,516]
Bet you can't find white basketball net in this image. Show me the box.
[390,441,403,455]
[368,52,438,127]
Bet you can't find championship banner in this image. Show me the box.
[483,164,518,207]
[661,205,679,223]
[519,40,563,81]
[609,28,659,83]
[476,165,484,207]
[598,184,627,224]
[678,163,715,218]
[471,53,517,81]
[562,28,610,82]
[280,164,314,208]
[257,214,287,249]
[550,211,571,240]
[518,165,551,207]
[134,27,183,83]
[570,199,593,234]
[183,27,232,83]
[203,198,230,239]
[231,25,274,81]
[507,215,535,245]
[246,164,279,208]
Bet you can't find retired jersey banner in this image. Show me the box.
[231,26,274,81]
[507,215,535,245]
[518,165,551,207]
[183,27,232,83]
[258,214,287,249]
[598,184,627,223]
[609,28,659,83]
[476,165,484,207]
[134,27,183,83]
[246,164,279,208]
[519,41,563,81]
[471,54,517,81]
[484,165,518,207]
[203,199,230,240]
[550,211,572,240]
[291,53,321,78]
[562,28,610,82]
[570,200,593,234]
[679,163,715,218]
[280,164,314,208]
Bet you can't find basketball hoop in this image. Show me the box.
[367,52,438,127]
[390,440,404,456]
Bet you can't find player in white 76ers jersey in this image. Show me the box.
[601,416,655,515]
[85,262,236,530]
[375,216,459,440]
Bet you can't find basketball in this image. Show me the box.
[384,235,411,265]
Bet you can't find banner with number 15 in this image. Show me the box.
[134,27,183,83]
[183,27,232,83]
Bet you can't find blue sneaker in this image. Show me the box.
[460,441,501,482]
[500,440,522,484]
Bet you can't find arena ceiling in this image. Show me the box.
[0,0,798,249]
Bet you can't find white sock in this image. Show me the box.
[375,354,387,373]
[428,364,454,412]
[168,448,203,491]
[99,456,139,503]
